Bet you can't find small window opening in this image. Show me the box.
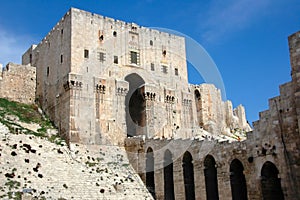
[162,65,168,74]
[60,55,63,63]
[130,51,138,65]
[150,40,153,46]
[99,35,104,41]
[98,52,105,62]
[113,31,117,37]
[175,68,178,76]
[162,50,167,56]
[84,49,89,58]
[151,63,155,71]
[114,56,118,64]
[61,29,63,35]
[47,67,50,77]
[29,54,32,64]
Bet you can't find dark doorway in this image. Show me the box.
[204,155,219,200]
[261,161,284,200]
[146,147,156,199]
[164,150,174,200]
[230,159,248,200]
[125,73,146,137]
[183,151,195,200]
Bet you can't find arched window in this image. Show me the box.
[230,159,248,200]
[183,151,195,200]
[146,147,155,199]
[204,155,219,200]
[261,161,284,200]
[164,150,174,200]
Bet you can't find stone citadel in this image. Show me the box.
[0,7,299,200]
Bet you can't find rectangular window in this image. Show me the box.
[97,52,105,62]
[60,55,63,63]
[161,65,168,74]
[114,56,118,64]
[130,51,138,65]
[175,68,178,76]
[84,49,89,58]
[151,63,155,71]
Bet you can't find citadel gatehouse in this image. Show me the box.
[0,8,299,200]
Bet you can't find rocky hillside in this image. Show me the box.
[0,98,152,200]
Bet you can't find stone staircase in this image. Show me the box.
[0,122,153,200]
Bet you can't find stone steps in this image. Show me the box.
[0,122,153,200]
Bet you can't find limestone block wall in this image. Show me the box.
[22,8,198,144]
[193,84,251,137]
[0,63,36,104]
[68,8,191,143]
[21,7,252,146]
[251,30,300,199]
[124,138,256,200]
[124,30,300,200]
[22,10,72,143]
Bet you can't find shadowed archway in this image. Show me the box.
[164,149,174,200]
[230,159,248,200]
[183,151,195,200]
[261,161,284,200]
[204,155,219,200]
[125,73,146,137]
[146,147,156,199]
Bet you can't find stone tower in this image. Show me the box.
[22,8,250,145]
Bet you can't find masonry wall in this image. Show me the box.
[125,30,300,200]
[21,7,252,146]
[0,63,36,104]
[193,84,251,138]
[22,10,72,143]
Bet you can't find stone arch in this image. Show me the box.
[125,73,146,137]
[164,149,174,200]
[204,155,219,200]
[182,151,195,200]
[146,147,155,199]
[230,159,248,200]
[261,161,284,200]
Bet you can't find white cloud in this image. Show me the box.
[199,0,272,43]
[0,26,34,66]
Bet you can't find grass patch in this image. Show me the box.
[5,180,20,190]
[0,98,65,145]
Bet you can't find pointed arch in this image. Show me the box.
[183,151,195,200]
[204,155,219,200]
[261,161,284,200]
[146,147,155,199]
[230,159,248,200]
[164,149,174,200]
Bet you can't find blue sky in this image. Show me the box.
[0,0,299,125]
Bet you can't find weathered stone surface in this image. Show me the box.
[0,122,153,200]
[1,7,299,200]
[125,30,300,200]
[0,63,36,104]
[21,8,250,145]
